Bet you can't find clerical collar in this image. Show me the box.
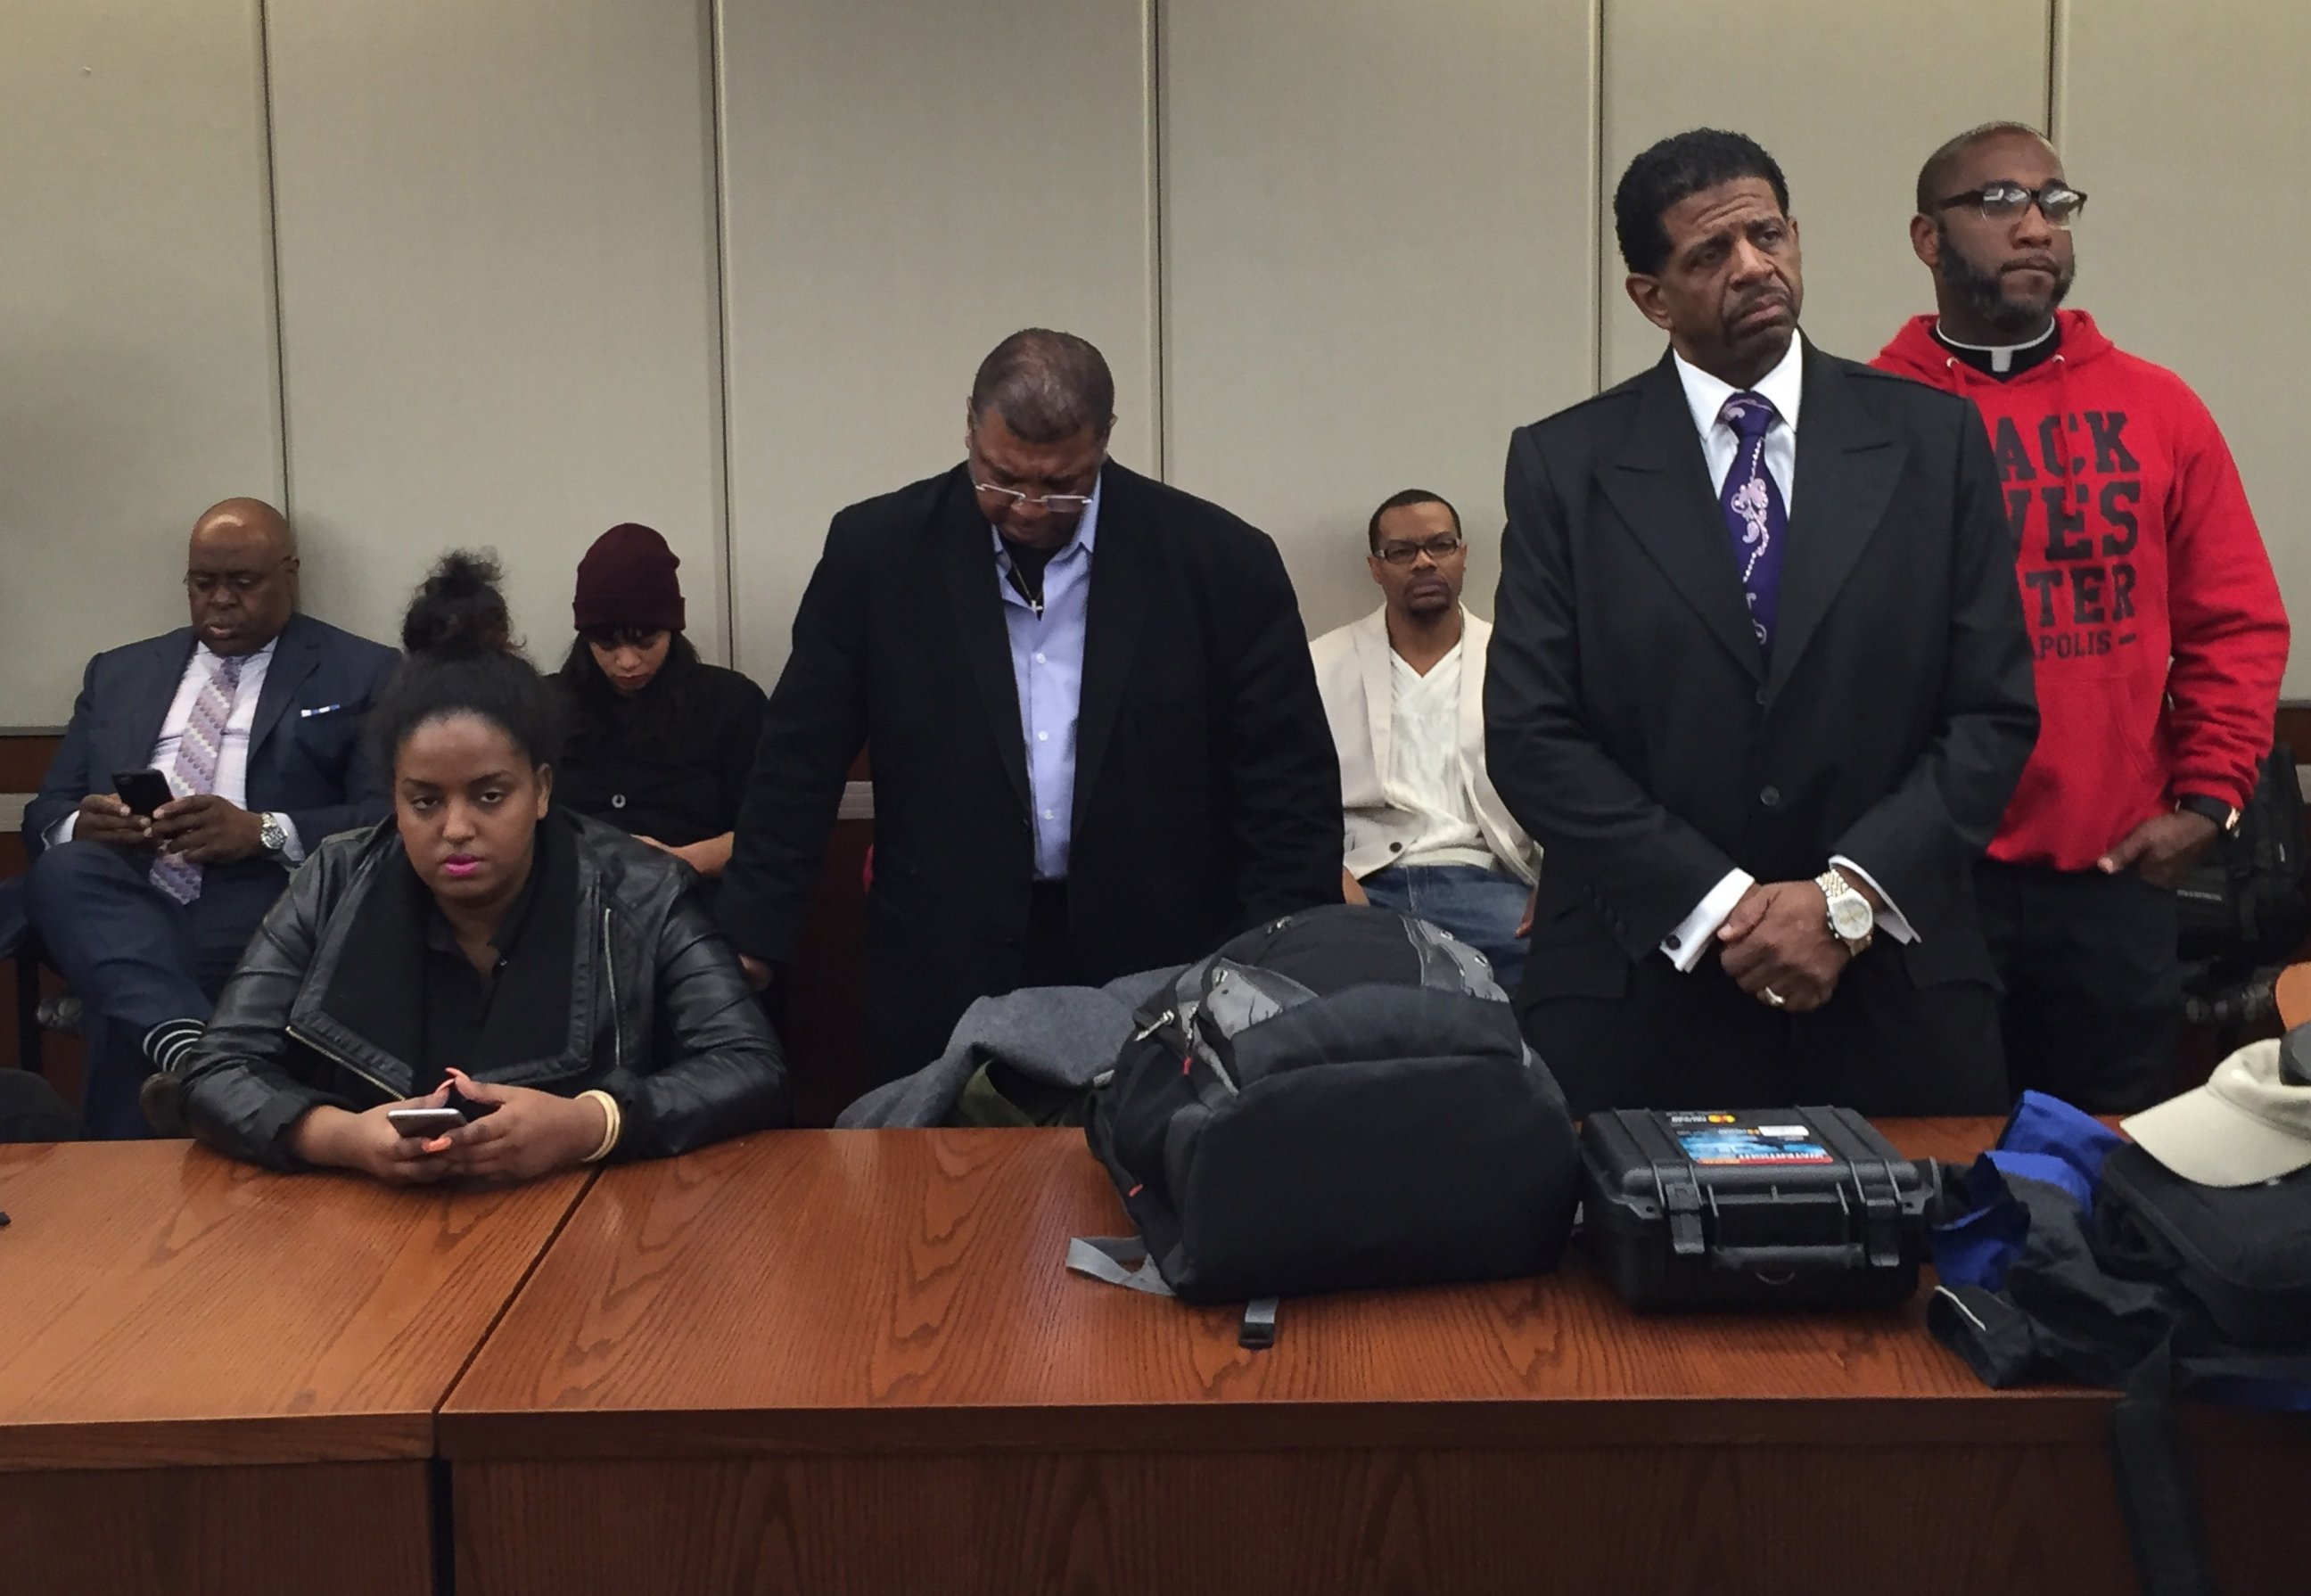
[1931,317,2060,379]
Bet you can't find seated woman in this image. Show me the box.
[178,552,788,1181]
[552,522,767,894]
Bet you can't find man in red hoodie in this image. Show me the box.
[1874,121,2289,1112]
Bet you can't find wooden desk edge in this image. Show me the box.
[0,1411,435,1474]
[434,1389,2196,1461]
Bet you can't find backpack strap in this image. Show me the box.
[1401,915,1506,999]
[1065,1237,1282,1350]
[1066,1235,1175,1296]
[2110,1334,2221,1596]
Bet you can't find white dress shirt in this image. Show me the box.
[1657,333,1912,972]
[1385,646,1493,871]
[49,638,305,861]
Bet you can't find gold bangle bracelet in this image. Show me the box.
[579,1090,622,1164]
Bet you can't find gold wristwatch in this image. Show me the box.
[1814,867,1875,958]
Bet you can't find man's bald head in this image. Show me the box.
[192,497,294,556]
[185,497,299,655]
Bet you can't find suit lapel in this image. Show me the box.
[1356,608,1393,783]
[1456,610,1489,775]
[250,614,322,759]
[116,631,197,776]
[1072,464,1148,837]
[1760,348,1904,704]
[935,471,1032,816]
[1597,353,1764,682]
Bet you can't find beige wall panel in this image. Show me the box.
[2059,1,2308,695]
[1162,0,1598,638]
[267,0,727,667]
[1600,0,2047,383]
[720,0,1159,684]
[0,0,283,726]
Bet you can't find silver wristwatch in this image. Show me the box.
[1814,867,1874,957]
[258,811,290,857]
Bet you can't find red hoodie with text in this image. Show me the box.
[1873,310,2287,870]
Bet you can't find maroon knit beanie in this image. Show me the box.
[573,522,685,633]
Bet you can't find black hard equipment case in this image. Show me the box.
[1580,1107,1939,1311]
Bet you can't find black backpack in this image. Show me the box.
[2095,1145,2311,1355]
[1076,904,1580,1340]
[2092,1145,2311,1596]
[1933,1109,2311,1596]
[2175,743,2308,965]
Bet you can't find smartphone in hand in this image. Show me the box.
[112,769,174,819]
[386,1107,467,1139]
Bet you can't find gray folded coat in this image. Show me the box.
[836,967,1182,1129]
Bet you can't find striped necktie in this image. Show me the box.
[150,654,247,906]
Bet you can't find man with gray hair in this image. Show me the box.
[720,329,1343,1088]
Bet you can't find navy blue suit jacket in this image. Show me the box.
[23,612,399,860]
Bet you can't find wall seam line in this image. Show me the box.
[2044,0,2066,144]
[1147,0,1170,481]
[1591,0,1607,396]
[255,0,294,521]
[707,0,740,670]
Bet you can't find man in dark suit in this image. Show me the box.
[720,328,1343,1088]
[11,498,398,1135]
[1484,130,2037,1116]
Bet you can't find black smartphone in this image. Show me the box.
[444,1085,500,1121]
[112,769,174,818]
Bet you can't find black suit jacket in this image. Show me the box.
[720,461,1343,1082]
[1485,342,2037,1000]
[24,612,399,859]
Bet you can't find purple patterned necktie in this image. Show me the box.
[150,653,246,905]
[1716,391,1787,658]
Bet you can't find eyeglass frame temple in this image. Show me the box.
[971,480,1093,511]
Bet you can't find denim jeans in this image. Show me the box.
[1358,861,1530,995]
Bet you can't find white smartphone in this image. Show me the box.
[387,1107,467,1139]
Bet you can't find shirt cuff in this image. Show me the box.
[1662,868,1755,972]
[1829,856,1916,943]
[273,813,306,865]
[47,811,77,847]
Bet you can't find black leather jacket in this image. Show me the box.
[181,813,788,1167]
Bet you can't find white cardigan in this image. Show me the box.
[1308,605,1539,886]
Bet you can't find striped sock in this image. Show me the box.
[142,1018,207,1077]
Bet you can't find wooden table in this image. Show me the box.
[440,1123,2309,1595]
[0,1140,589,1596]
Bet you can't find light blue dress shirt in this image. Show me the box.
[992,476,1099,881]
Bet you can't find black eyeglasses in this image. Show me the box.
[1375,533,1465,566]
[1934,181,2088,228]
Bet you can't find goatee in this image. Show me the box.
[1937,226,2073,338]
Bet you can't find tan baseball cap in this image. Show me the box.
[2121,1038,2311,1188]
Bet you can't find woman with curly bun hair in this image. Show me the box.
[172,551,788,1182]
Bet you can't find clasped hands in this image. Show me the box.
[1715,879,1849,1012]
[75,791,266,864]
[286,1068,608,1185]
